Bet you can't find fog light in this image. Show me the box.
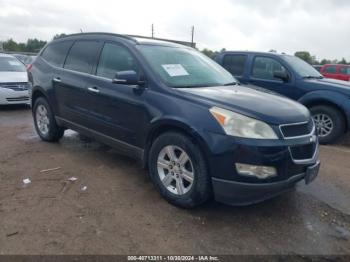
[235,163,277,179]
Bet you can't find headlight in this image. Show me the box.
[209,106,278,139]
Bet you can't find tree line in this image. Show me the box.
[1,34,66,53]
[1,35,348,65]
[294,51,349,65]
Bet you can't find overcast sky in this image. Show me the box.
[0,0,349,60]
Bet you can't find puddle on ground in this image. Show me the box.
[17,128,109,152]
[60,130,109,151]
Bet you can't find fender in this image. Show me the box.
[298,90,350,126]
[142,116,212,168]
[30,85,49,107]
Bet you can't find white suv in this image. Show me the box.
[0,53,30,105]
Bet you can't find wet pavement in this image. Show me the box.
[0,105,349,255]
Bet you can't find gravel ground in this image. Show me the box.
[0,105,349,255]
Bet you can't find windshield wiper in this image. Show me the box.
[302,75,323,79]
[223,82,239,86]
[173,84,218,88]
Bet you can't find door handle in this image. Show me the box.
[87,86,100,94]
[53,77,61,83]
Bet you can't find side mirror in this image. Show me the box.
[112,70,145,86]
[273,71,289,82]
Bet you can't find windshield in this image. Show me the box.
[0,57,26,72]
[137,45,237,88]
[283,55,322,78]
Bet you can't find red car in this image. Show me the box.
[320,64,350,82]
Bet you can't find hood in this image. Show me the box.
[305,77,350,95]
[0,72,28,83]
[176,85,310,125]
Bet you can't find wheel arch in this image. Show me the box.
[302,98,348,131]
[31,86,48,108]
[142,118,210,169]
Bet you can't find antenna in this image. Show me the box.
[191,26,194,47]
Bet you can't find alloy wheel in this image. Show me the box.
[157,145,194,195]
[36,104,50,136]
[313,113,333,137]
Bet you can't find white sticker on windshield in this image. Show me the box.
[9,61,21,66]
[162,64,189,77]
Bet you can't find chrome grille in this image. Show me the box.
[6,97,29,102]
[0,82,29,91]
[280,120,314,138]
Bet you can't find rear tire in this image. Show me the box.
[33,97,64,142]
[148,132,212,208]
[310,105,345,144]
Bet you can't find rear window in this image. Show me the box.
[222,54,247,76]
[41,41,73,67]
[64,40,101,74]
[0,57,26,72]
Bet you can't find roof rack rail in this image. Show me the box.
[55,32,137,42]
[127,35,195,47]
[54,32,196,47]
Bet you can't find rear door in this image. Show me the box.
[37,40,74,113]
[84,41,147,147]
[55,40,103,128]
[322,65,338,80]
[247,55,302,100]
[221,53,248,83]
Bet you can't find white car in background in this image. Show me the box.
[0,53,30,105]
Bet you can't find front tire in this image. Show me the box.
[310,105,345,144]
[33,97,64,142]
[148,132,212,208]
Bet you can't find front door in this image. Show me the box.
[85,42,147,148]
[247,56,301,100]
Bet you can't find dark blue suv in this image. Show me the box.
[29,33,320,208]
[215,51,350,144]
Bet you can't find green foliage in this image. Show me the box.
[200,48,226,59]
[201,48,217,59]
[339,58,348,64]
[294,51,314,64]
[3,39,19,52]
[320,59,332,65]
[53,33,67,40]
[3,38,47,53]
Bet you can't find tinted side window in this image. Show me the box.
[252,56,287,81]
[340,67,350,75]
[96,43,139,79]
[222,54,247,76]
[324,65,337,74]
[64,41,101,74]
[41,41,73,67]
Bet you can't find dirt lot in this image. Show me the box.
[0,105,349,255]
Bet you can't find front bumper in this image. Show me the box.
[201,129,320,205]
[212,161,320,205]
[0,88,30,105]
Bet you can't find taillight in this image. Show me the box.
[26,64,33,72]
